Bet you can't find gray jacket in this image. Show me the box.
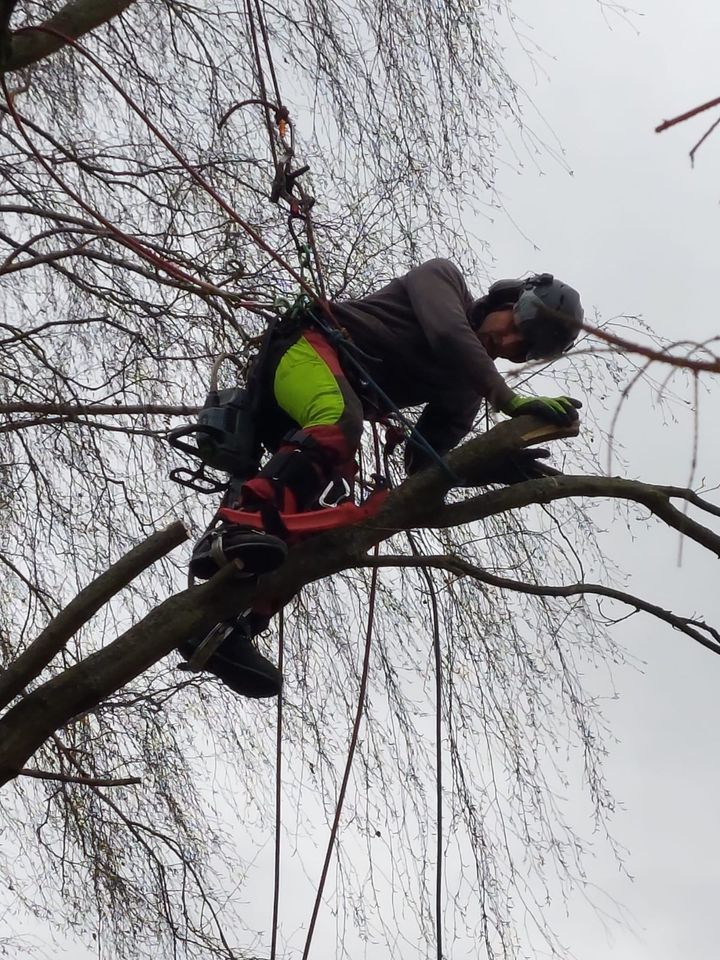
[331,258,513,455]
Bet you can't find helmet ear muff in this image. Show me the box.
[470,278,523,328]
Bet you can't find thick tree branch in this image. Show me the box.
[0,520,188,711]
[0,562,255,785]
[433,475,720,557]
[359,554,720,656]
[2,0,137,73]
[0,415,718,783]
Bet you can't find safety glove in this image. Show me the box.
[502,393,582,427]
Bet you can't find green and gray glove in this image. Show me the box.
[502,394,582,427]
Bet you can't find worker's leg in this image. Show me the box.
[177,615,282,698]
[190,329,364,579]
[240,329,364,517]
[182,330,364,696]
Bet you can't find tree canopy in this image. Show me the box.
[1,2,719,958]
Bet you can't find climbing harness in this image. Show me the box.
[217,485,388,541]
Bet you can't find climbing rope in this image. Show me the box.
[300,551,380,960]
[270,609,285,960]
[407,530,444,960]
[4,26,313,295]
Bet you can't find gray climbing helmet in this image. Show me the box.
[483,273,584,360]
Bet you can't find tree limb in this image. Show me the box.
[0,415,717,784]
[358,554,720,656]
[0,520,188,712]
[2,0,137,73]
[433,475,720,557]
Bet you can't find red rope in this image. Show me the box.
[300,552,379,960]
[244,0,279,168]
[242,0,328,301]
[13,25,314,296]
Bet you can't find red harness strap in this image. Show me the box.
[218,488,389,537]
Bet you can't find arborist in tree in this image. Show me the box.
[177,258,584,698]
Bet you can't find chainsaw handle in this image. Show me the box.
[167,424,220,460]
[169,467,227,495]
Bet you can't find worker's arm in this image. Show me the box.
[403,258,515,410]
[404,259,582,427]
[404,391,482,474]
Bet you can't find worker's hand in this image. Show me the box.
[502,393,582,426]
[484,448,561,485]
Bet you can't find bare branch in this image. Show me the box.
[584,320,720,374]
[0,520,188,711]
[0,401,200,417]
[360,554,720,656]
[655,95,720,133]
[19,767,141,787]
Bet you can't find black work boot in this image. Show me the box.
[189,524,288,581]
[177,617,282,698]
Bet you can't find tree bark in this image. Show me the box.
[0,521,188,710]
[2,0,137,73]
[0,415,717,785]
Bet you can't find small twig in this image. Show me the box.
[655,95,720,133]
[690,114,720,166]
[19,767,141,787]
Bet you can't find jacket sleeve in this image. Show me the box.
[403,258,514,410]
[405,391,483,474]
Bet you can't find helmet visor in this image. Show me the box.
[513,292,579,360]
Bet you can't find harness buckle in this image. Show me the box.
[317,477,352,509]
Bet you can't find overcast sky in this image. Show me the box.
[487,1,720,958]
[9,1,720,957]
